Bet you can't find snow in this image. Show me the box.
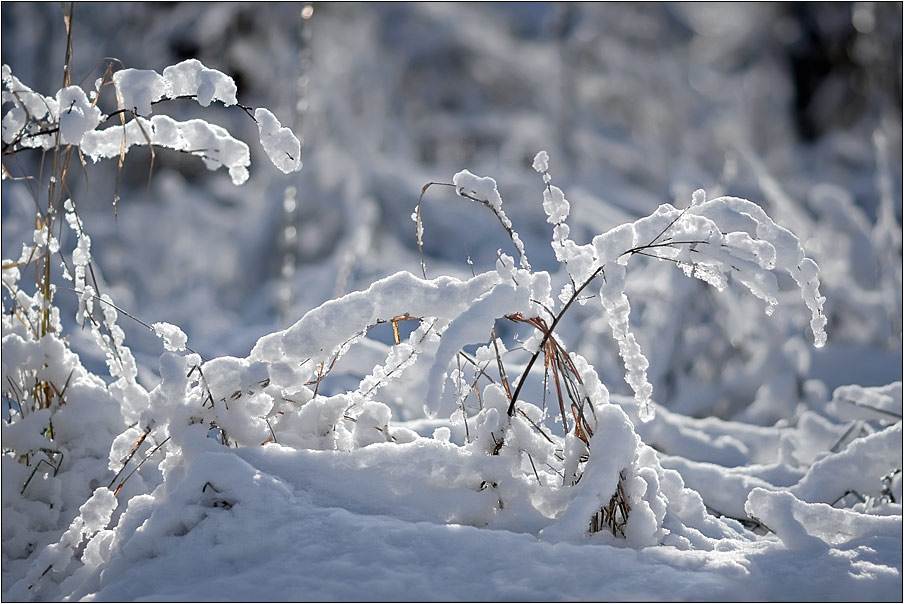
[162,59,238,107]
[251,270,500,366]
[55,86,103,145]
[453,170,531,270]
[592,223,636,267]
[114,60,239,114]
[453,169,505,212]
[3,59,297,185]
[531,149,549,174]
[1,64,58,147]
[542,184,570,226]
[423,280,529,417]
[2,3,902,603]
[79,115,253,185]
[151,322,188,352]
[24,441,900,602]
[254,107,302,174]
[112,68,167,116]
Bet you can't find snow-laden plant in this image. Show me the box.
[116,150,829,547]
[2,6,899,600]
[1,236,127,598]
[1,26,302,596]
[1,48,302,415]
[0,5,876,587]
[2,58,300,188]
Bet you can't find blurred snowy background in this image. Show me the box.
[2,2,901,419]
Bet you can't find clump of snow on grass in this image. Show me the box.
[112,68,166,116]
[424,278,531,417]
[453,170,504,211]
[532,150,549,174]
[533,152,570,226]
[3,62,300,186]
[540,404,640,543]
[114,60,239,115]
[599,263,655,419]
[542,184,570,226]
[744,487,901,552]
[827,382,902,421]
[592,222,636,267]
[152,322,188,352]
[691,195,828,346]
[80,115,251,185]
[453,169,530,270]
[2,65,59,148]
[56,86,103,145]
[254,108,302,174]
[7,487,117,600]
[251,270,500,367]
[162,59,237,107]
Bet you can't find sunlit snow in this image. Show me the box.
[1,3,901,602]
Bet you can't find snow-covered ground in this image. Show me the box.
[2,3,901,601]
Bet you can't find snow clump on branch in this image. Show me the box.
[2,59,301,185]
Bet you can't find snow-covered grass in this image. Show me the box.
[2,4,901,602]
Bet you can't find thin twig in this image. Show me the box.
[838,397,902,420]
[506,265,605,417]
[112,436,170,497]
[107,426,151,489]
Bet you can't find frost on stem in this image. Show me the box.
[533,151,568,229]
[599,263,654,421]
[63,199,94,326]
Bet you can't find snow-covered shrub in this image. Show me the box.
[1,248,125,599]
[99,150,830,552]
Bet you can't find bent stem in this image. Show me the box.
[414,182,456,279]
